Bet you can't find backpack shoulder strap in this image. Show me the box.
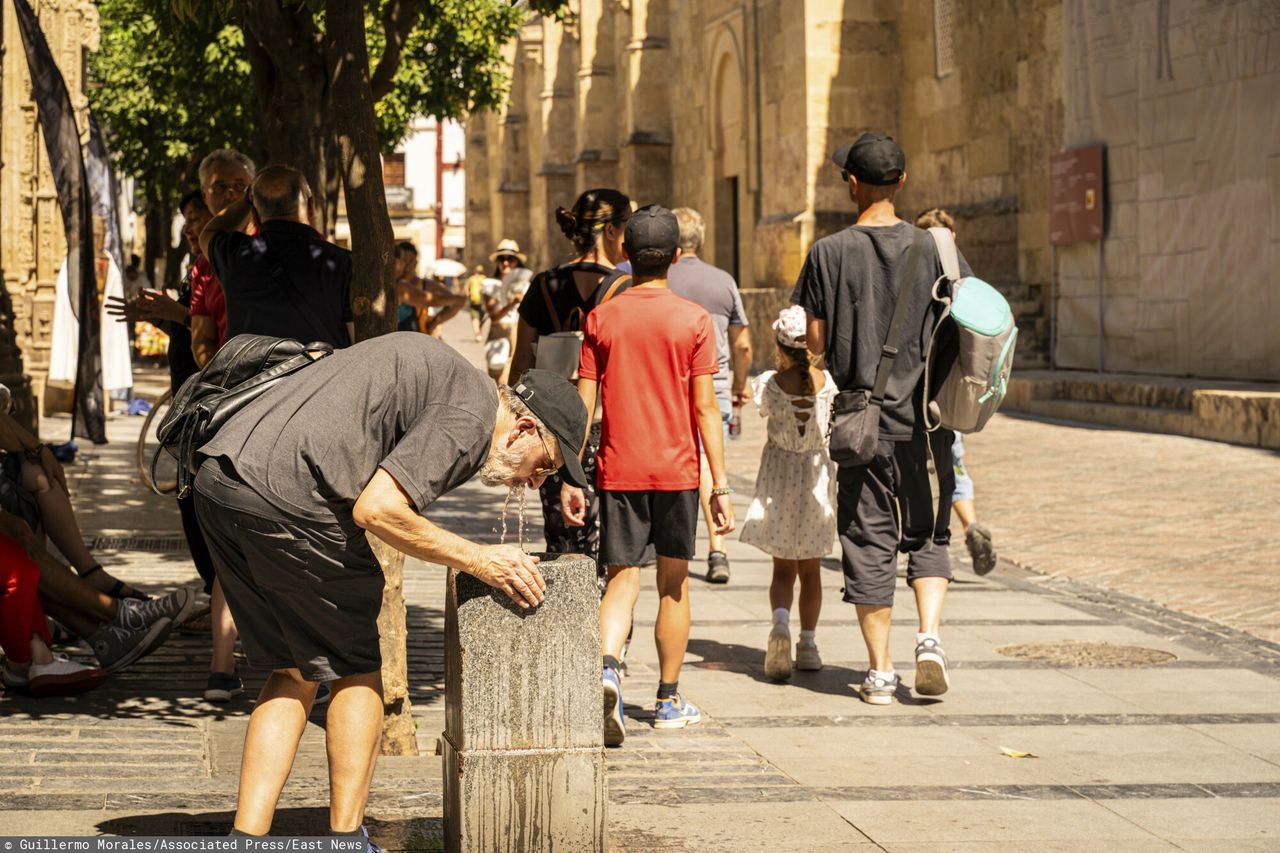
[870,229,926,404]
[536,271,563,334]
[599,273,631,305]
[928,226,961,283]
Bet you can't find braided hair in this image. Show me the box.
[555,188,631,255]
[776,342,815,396]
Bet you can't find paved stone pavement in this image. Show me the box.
[3,316,1279,850]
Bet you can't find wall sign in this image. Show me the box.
[1049,144,1105,244]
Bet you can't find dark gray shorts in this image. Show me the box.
[836,431,954,607]
[194,457,384,682]
[600,488,699,568]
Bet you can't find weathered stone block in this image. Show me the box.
[443,553,605,852]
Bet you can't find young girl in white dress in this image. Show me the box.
[740,306,837,680]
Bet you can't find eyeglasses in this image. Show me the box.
[208,181,249,195]
[532,430,558,478]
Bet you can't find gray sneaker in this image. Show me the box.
[859,671,900,705]
[91,617,173,672]
[120,587,197,629]
[914,636,951,696]
[706,551,730,584]
[965,523,997,576]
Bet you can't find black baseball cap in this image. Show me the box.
[512,369,589,488]
[623,204,679,274]
[832,132,906,185]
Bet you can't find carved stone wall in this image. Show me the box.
[1,0,101,430]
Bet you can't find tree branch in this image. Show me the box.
[369,0,421,102]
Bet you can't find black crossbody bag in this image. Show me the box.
[828,229,925,466]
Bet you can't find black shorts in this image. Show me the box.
[194,457,384,682]
[599,488,699,568]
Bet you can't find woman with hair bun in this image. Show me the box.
[511,188,632,568]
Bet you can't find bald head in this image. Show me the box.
[251,165,312,222]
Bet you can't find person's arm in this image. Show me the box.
[395,280,434,310]
[806,315,826,357]
[509,318,539,380]
[694,373,735,535]
[728,323,753,407]
[199,194,252,258]
[346,321,356,343]
[191,316,217,367]
[352,467,546,609]
[560,376,598,527]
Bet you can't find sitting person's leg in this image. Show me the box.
[20,458,147,599]
[1,534,106,695]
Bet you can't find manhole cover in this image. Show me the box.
[995,641,1177,667]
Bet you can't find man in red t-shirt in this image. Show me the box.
[564,205,734,746]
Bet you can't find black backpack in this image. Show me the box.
[152,334,333,497]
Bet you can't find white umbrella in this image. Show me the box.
[431,258,467,279]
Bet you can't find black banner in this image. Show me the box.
[12,0,106,443]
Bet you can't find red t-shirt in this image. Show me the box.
[188,255,227,346]
[579,287,717,491]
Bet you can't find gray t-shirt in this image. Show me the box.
[790,221,972,440]
[667,256,748,407]
[200,333,497,522]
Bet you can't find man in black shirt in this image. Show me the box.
[199,164,354,348]
[792,132,967,707]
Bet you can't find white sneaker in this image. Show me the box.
[795,641,823,671]
[28,654,107,697]
[764,623,792,680]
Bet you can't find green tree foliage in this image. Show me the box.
[89,0,258,208]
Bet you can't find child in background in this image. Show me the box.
[914,207,998,575]
[740,306,837,680]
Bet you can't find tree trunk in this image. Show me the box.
[239,1,332,232]
[325,0,412,756]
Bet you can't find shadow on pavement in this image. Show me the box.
[684,636,941,705]
[98,810,442,848]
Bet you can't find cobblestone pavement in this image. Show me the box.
[3,317,1279,850]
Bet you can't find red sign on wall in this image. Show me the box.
[1049,144,1105,245]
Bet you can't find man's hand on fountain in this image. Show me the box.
[471,544,546,609]
[560,483,586,527]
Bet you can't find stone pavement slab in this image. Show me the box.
[4,315,1280,850]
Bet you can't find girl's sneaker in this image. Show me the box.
[764,623,792,680]
[795,641,823,671]
[602,667,625,747]
[653,694,702,729]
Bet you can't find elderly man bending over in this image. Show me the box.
[192,333,588,846]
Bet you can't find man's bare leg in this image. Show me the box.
[912,576,947,636]
[233,668,318,835]
[654,557,690,685]
[325,671,384,832]
[210,578,238,674]
[600,566,640,658]
[855,604,893,673]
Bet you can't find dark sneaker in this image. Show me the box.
[204,671,244,703]
[859,671,900,705]
[121,587,198,628]
[653,694,702,729]
[2,665,30,691]
[705,551,730,584]
[314,683,332,706]
[764,623,792,680]
[28,654,107,697]
[914,637,951,696]
[602,666,625,747]
[90,617,173,672]
[965,523,997,576]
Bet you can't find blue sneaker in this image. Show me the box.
[653,694,702,729]
[602,666,625,747]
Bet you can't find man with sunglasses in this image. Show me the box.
[193,343,589,844]
[200,164,354,349]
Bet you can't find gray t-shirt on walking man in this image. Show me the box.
[667,255,748,408]
[200,333,498,523]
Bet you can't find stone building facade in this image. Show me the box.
[0,0,100,429]
[467,0,1279,382]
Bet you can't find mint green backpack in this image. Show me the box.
[922,228,1018,433]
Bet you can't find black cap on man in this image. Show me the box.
[832,131,906,185]
[624,204,680,277]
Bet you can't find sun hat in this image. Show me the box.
[488,238,527,265]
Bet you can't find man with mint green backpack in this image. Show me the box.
[791,132,969,706]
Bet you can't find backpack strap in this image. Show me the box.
[599,273,631,305]
[928,227,961,283]
[537,271,563,333]
[869,230,925,405]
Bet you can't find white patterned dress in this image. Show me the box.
[739,370,838,560]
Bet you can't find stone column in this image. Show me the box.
[442,554,606,852]
[574,0,619,192]
[618,0,673,204]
